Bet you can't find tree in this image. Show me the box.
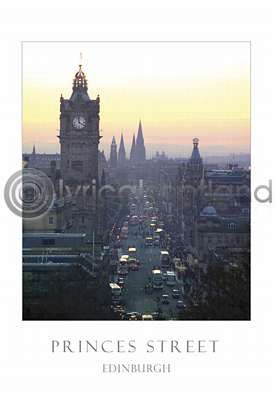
[178,253,250,320]
[23,260,116,320]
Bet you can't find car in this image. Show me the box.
[124,312,141,321]
[161,294,170,304]
[118,278,125,287]
[176,300,186,309]
[142,314,153,320]
[172,289,180,299]
[151,312,160,320]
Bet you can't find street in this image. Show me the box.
[119,223,183,319]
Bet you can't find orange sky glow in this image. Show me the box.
[23,42,250,158]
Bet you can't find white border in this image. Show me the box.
[0,1,275,398]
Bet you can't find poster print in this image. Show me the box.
[20,42,250,321]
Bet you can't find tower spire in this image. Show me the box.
[135,120,146,162]
[118,133,126,165]
[110,136,117,168]
[185,137,203,188]
[130,133,136,163]
[191,138,201,160]
[136,120,144,145]
[73,57,87,90]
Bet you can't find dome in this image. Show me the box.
[200,206,218,217]
[75,66,85,79]
[73,64,87,89]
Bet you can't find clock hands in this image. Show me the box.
[76,116,86,128]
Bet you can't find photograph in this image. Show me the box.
[22,42,250,321]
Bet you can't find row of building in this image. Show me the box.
[23,62,250,266]
[158,138,250,268]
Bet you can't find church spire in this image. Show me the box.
[32,144,36,155]
[118,133,126,165]
[109,136,117,168]
[130,133,136,163]
[136,120,144,145]
[135,120,146,162]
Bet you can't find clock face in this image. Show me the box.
[72,115,86,130]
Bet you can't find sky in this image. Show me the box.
[23,42,250,158]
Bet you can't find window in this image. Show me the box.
[228,222,236,230]
[48,216,54,225]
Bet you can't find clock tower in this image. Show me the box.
[59,63,100,183]
[59,63,101,236]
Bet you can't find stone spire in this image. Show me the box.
[190,138,201,161]
[185,138,203,187]
[109,136,117,168]
[118,133,126,165]
[130,133,136,163]
[32,145,36,155]
[135,120,146,162]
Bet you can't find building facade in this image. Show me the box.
[58,63,101,236]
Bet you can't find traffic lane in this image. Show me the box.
[122,228,161,313]
[122,255,158,314]
[156,283,183,318]
[123,271,157,314]
[124,268,178,315]
[120,224,183,317]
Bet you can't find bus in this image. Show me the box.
[155,228,163,236]
[153,231,161,246]
[109,283,121,297]
[128,257,138,271]
[118,255,129,275]
[166,271,176,286]
[128,247,137,258]
[151,269,163,289]
[145,237,153,247]
[160,250,170,269]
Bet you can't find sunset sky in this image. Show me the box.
[23,42,250,158]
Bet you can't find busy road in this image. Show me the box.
[122,225,183,319]
[109,192,186,320]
